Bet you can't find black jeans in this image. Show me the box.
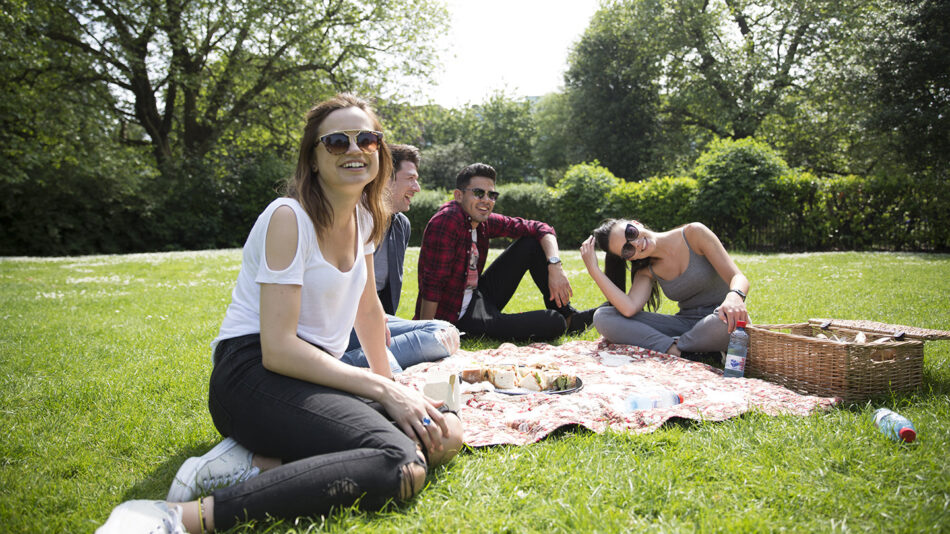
[207,334,422,530]
[456,237,567,341]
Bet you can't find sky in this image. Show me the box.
[420,0,602,108]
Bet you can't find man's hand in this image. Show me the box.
[547,264,573,308]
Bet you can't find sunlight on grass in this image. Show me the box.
[1,249,948,533]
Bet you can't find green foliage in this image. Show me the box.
[554,162,622,246]
[818,172,950,251]
[217,151,290,247]
[419,92,537,183]
[404,189,453,247]
[530,92,575,176]
[0,0,448,255]
[420,142,473,190]
[564,0,664,180]
[604,175,698,231]
[493,183,556,224]
[866,0,950,173]
[692,138,791,246]
[466,92,537,182]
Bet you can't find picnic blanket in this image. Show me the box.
[396,339,840,447]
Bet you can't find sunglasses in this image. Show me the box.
[620,223,640,260]
[318,130,383,155]
[460,188,500,201]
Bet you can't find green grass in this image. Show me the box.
[1,249,948,533]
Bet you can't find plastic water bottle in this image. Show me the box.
[873,408,917,443]
[722,320,749,378]
[623,388,683,411]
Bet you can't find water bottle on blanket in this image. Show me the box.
[723,320,749,378]
[872,408,917,443]
[623,388,683,411]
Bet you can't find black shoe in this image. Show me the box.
[680,351,723,367]
[565,307,596,335]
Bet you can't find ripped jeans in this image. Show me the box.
[342,316,457,372]
[208,334,423,530]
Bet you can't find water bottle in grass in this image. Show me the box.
[723,320,749,378]
[873,408,917,443]
[623,388,683,411]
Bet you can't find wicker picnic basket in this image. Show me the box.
[745,319,950,403]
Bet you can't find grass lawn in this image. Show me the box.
[1,248,948,533]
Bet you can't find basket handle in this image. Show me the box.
[818,319,905,340]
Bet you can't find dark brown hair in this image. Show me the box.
[455,162,496,190]
[284,93,391,246]
[592,218,662,312]
[390,144,421,177]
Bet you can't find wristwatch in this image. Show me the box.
[729,288,747,301]
[547,256,561,265]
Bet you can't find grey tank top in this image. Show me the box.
[649,228,729,315]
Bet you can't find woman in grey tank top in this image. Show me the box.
[579,218,750,359]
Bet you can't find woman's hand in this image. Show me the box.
[580,235,599,273]
[717,292,750,333]
[379,381,449,455]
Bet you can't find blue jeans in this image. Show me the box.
[342,315,456,372]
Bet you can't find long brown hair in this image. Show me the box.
[284,93,392,246]
[592,218,662,312]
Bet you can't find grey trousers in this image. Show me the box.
[592,306,730,353]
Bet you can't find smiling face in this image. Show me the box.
[608,220,651,260]
[454,175,496,225]
[389,160,421,213]
[313,107,380,192]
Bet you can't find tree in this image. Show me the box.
[866,0,950,172]
[466,92,536,182]
[565,0,862,178]
[37,0,447,171]
[415,93,536,183]
[564,0,665,181]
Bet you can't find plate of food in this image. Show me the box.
[458,364,583,395]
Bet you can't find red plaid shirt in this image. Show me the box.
[414,201,555,323]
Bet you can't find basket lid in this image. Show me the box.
[809,318,950,341]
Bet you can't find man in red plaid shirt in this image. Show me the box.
[414,163,594,341]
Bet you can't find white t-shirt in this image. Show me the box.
[212,197,375,357]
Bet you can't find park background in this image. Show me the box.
[1,0,949,532]
[1,0,948,256]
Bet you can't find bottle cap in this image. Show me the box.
[736,320,747,328]
[898,427,916,443]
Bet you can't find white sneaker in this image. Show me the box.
[96,500,186,534]
[166,437,259,502]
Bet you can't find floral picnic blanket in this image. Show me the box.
[395,339,840,447]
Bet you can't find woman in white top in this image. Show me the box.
[98,94,463,533]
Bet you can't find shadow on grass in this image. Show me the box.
[119,441,223,503]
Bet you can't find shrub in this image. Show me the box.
[692,138,791,248]
[493,183,556,223]
[420,142,472,190]
[604,175,698,231]
[405,189,453,247]
[553,162,622,246]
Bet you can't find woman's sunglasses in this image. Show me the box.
[460,188,500,201]
[318,130,384,155]
[621,223,640,260]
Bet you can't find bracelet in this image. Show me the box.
[198,497,206,534]
[729,288,746,301]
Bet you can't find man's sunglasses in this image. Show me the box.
[621,223,640,260]
[318,130,384,155]
[460,188,500,201]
